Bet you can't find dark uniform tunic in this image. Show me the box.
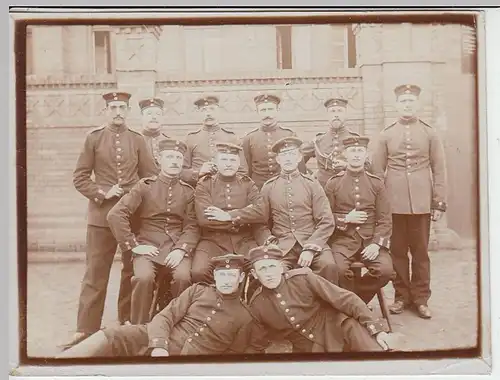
[301,126,361,188]
[249,267,384,352]
[73,123,159,334]
[229,170,338,285]
[324,169,394,303]
[93,284,268,356]
[141,129,170,164]
[107,173,200,324]
[181,125,248,186]
[371,118,447,306]
[241,124,306,189]
[192,173,266,283]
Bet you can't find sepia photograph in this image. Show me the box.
[11,7,489,376]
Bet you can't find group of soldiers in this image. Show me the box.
[59,83,448,357]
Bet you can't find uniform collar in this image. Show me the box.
[346,167,365,178]
[107,123,128,134]
[142,128,162,138]
[398,116,418,125]
[279,169,301,180]
[158,173,179,185]
[260,121,278,132]
[216,172,237,182]
[214,287,241,301]
[328,123,346,136]
[202,124,220,132]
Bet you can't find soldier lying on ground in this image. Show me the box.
[56,254,269,358]
[247,244,394,352]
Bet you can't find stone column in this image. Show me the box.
[113,25,160,126]
[355,22,463,251]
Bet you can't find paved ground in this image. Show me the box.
[26,248,478,357]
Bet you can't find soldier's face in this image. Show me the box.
[200,104,220,126]
[276,148,302,172]
[106,100,130,125]
[327,105,347,126]
[257,102,278,125]
[215,152,240,177]
[159,150,184,176]
[141,106,163,131]
[344,146,368,169]
[251,259,284,289]
[396,94,420,118]
[213,268,245,294]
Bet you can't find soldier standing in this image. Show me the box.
[371,84,448,319]
[301,98,364,188]
[206,136,338,286]
[107,139,199,325]
[181,95,248,186]
[247,245,393,352]
[63,91,159,349]
[324,136,393,304]
[139,97,170,163]
[57,254,269,358]
[192,142,265,284]
[241,93,306,189]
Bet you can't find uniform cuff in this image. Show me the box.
[93,189,106,206]
[172,243,191,256]
[373,236,390,250]
[120,237,139,252]
[334,214,348,231]
[366,321,385,336]
[302,243,322,253]
[432,200,447,212]
[148,338,168,351]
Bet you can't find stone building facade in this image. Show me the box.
[25,23,477,251]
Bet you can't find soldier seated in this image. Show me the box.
[106,139,200,325]
[57,254,269,358]
[324,137,394,304]
[247,245,394,353]
[191,142,267,284]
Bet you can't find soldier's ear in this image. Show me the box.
[238,271,246,283]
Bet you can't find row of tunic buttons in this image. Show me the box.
[165,185,173,233]
[285,183,296,232]
[226,183,232,208]
[115,133,124,184]
[186,302,221,343]
[353,177,361,231]
[276,293,314,339]
[405,125,413,176]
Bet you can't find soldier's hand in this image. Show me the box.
[164,249,186,268]
[361,243,380,261]
[431,209,444,222]
[150,348,169,357]
[298,250,315,268]
[345,209,368,224]
[132,245,159,258]
[204,206,232,222]
[374,331,391,351]
[105,184,124,199]
[199,162,217,177]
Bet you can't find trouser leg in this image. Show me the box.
[310,248,339,285]
[390,214,411,304]
[358,248,394,304]
[341,318,384,352]
[332,252,355,292]
[117,248,133,324]
[408,214,432,306]
[76,226,117,334]
[170,256,193,298]
[130,256,157,325]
